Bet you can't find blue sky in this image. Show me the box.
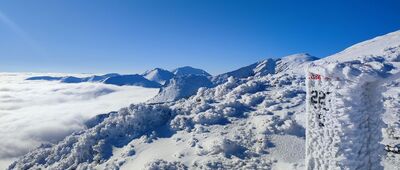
[0,0,399,75]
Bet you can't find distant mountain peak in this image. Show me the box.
[103,74,161,88]
[211,53,318,84]
[172,66,211,77]
[149,74,213,103]
[278,53,318,62]
[142,68,175,85]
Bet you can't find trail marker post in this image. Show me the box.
[306,63,385,170]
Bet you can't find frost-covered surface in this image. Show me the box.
[306,30,400,169]
[7,30,400,169]
[142,68,175,85]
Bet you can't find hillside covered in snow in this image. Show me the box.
[8,30,400,169]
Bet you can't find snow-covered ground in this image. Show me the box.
[4,30,400,169]
[0,73,159,169]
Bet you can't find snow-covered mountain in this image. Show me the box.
[212,53,318,85]
[103,74,161,88]
[8,30,400,169]
[149,75,214,103]
[142,68,175,85]
[26,73,119,83]
[172,66,211,77]
[25,76,64,81]
[26,73,161,88]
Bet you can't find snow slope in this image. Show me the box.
[7,30,400,169]
[172,66,211,77]
[142,68,175,85]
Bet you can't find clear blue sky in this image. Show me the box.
[0,0,399,75]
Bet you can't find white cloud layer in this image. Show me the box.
[0,72,158,168]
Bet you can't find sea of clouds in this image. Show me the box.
[0,72,159,168]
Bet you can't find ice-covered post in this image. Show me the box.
[306,62,385,170]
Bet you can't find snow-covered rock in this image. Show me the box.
[142,68,175,85]
[172,66,211,77]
